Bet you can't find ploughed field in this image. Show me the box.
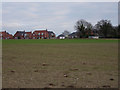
[2,39,118,88]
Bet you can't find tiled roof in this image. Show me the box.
[25,32,32,34]
[17,31,25,34]
[57,34,65,37]
[68,32,77,36]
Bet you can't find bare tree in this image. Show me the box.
[74,19,93,38]
[95,20,113,38]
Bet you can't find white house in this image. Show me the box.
[88,36,99,39]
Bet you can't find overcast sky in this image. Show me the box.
[2,2,118,35]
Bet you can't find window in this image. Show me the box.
[42,33,44,35]
[51,33,54,36]
[25,34,27,36]
[38,33,40,35]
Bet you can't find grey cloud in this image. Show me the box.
[2,2,118,35]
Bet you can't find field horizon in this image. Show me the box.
[2,38,118,44]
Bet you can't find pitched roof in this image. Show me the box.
[48,31,55,34]
[68,32,77,36]
[25,32,32,34]
[16,31,25,34]
[57,34,65,37]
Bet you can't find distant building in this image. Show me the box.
[62,30,70,38]
[14,31,33,39]
[33,29,49,39]
[48,31,56,39]
[87,29,99,39]
[24,32,33,39]
[2,29,56,39]
[88,36,99,39]
[0,31,13,39]
[57,34,65,39]
[14,31,26,39]
[8,34,13,39]
[68,32,78,39]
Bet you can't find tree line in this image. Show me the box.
[74,19,120,38]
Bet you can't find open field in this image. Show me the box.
[2,39,118,88]
[2,39,118,44]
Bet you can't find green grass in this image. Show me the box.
[2,39,118,88]
[2,39,118,44]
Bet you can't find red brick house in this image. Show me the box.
[33,29,49,39]
[3,29,56,39]
[24,32,33,39]
[14,31,25,39]
[8,34,13,39]
[0,31,13,39]
[14,31,33,39]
